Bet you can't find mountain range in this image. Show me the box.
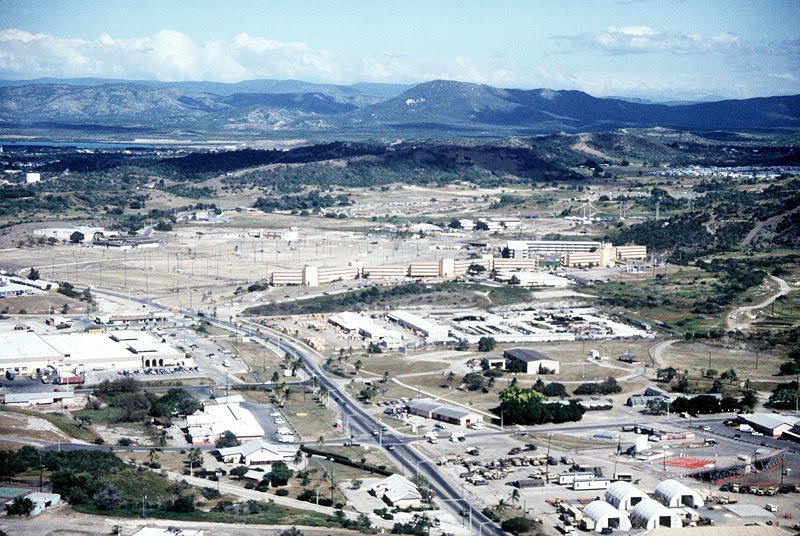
[0,78,798,139]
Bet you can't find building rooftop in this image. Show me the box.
[504,348,554,362]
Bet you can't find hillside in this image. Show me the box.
[0,78,798,139]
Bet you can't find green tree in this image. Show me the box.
[216,431,240,449]
[269,461,293,486]
[478,336,496,352]
[187,447,203,477]
[27,267,40,280]
[501,517,537,535]
[147,448,159,465]
[5,496,34,516]
[69,231,85,244]
[455,339,469,351]
[279,528,304,536]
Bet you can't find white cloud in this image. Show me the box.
[559,26,745,55]
[0,28,345,83]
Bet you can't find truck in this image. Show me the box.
[57,373,85,385]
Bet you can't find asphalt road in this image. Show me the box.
[90,287,503,535]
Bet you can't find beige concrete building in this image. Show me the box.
[0,330,186,376]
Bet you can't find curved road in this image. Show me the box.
[88,288,502,536]
[726,274,793,331]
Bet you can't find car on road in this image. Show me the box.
[387,445,396,451]
[270,412,281,417]
[274,418,285,424]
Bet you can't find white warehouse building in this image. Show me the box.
[630,498,683,530]
[387,310,449,341]
[654,479,704,508]
[605,481,648,511]
[582,500,632,532]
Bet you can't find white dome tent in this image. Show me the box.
[582,500,632,532]
[630,498,683,529]
[605,481,647,511]
[654,479,704,508]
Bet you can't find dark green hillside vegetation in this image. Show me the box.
[0,446,338,527]
[243,282,533,316]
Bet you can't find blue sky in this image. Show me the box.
[0,0,797,100]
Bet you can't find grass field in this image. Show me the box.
[662,341,784,384]
[0,405,100,442]
[586,266,727,334]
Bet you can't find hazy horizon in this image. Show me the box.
[0,0,798,101]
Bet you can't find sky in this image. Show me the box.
[0,0,798,100]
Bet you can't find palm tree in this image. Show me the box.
[188,448,202,477]
[157,429,168,447]
[270,371,280,384]
[382,371,390,384]
[495,498,508,515]
[293,449,305,469]
[354,359,363,375]
[310,375,320,393]
[317,435,326,448]
[446,371,455,386]
[319,386,329,403]
[148,448,159,465]
[510,488,520,506]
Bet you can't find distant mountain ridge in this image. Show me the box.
[0,77,797,137]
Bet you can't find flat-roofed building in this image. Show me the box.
[33,226,104,241]
[615,245,647,261]
[495,271,569,287]
[407,398,483,426]
[506,240,602,258]
[270,269,303,286]
[2,391,75,406]
[409,262,440,278]
[364,265,408,279]
[187,401,265,445]
[305,265,360,286]
[503,348,560,374]
[492,257,539,271]
[388,310,449,340]
[0,330,186,376]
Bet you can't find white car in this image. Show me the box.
[270,411,281,417]
[274,418,285,424]
[751,431,764,436]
